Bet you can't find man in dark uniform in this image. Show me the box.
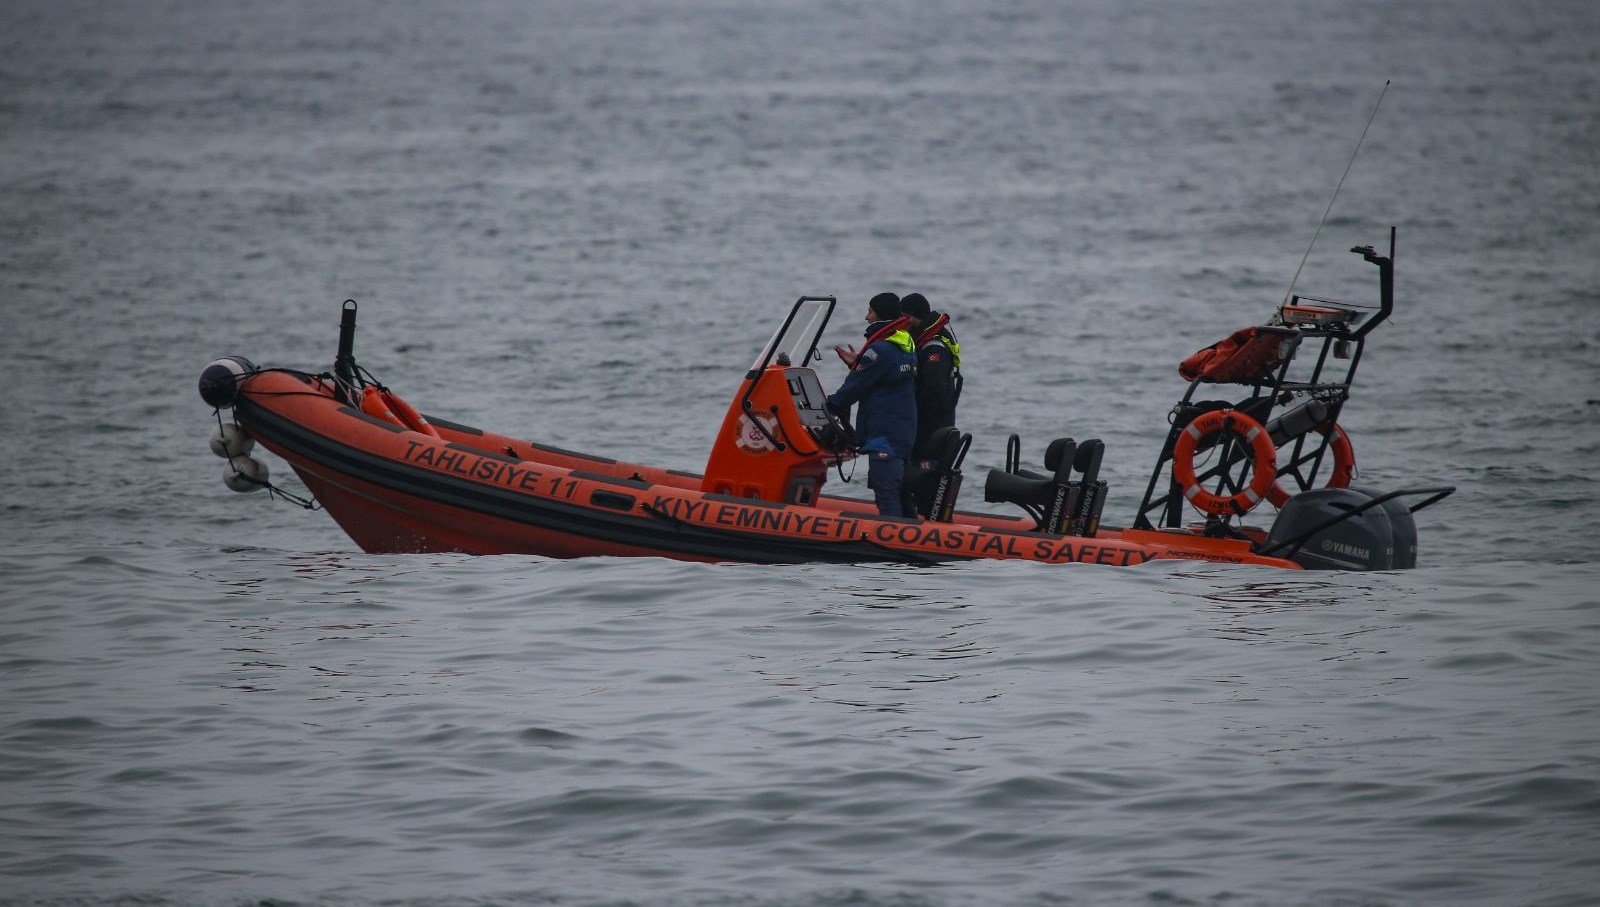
[900,293,963,517]
[901,292,962,459]
[827,292,918,517]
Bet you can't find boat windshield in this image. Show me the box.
[748,297,835,373]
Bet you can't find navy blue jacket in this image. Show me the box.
[827,322,917,459]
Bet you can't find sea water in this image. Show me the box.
[2,1,1598,904]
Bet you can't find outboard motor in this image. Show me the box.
[1352,485,1418,569]
[1265,487,1397,570]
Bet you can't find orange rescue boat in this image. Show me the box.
[198,233,1450,569]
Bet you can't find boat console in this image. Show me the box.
[701,298,854,505]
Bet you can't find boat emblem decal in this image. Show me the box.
[736,414,780,453]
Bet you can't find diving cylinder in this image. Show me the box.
[1265,398,1328,446]
[223,456,269,493]
[209,423,256,459]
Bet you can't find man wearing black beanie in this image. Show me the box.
[868,291,901,320]
[901,292,963,460]
[826,292,918,516]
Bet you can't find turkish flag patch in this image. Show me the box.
[927,352,941,363]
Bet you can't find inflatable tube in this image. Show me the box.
[1267,422,1355,507]
[380,388,441,438]
[360,385,405,427]
[1171,409,1277,516]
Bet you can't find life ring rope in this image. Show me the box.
[1170,409,1277,517]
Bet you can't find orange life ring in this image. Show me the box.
[380,388,441,438]
[1171,408,1277,516]
[1267,422,1355,507]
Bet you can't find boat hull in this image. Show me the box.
[231,370,1299,568]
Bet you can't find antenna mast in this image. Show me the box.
[1282,80,1391,306]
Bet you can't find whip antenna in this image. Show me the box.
[1282,80,1390,306]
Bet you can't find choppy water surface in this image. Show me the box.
[2,1,1598,905]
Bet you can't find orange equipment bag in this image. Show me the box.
[1179,326,1298,384]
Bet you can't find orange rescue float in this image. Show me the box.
[1170,409,1278,516]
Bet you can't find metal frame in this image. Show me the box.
[1133,231,1396,531]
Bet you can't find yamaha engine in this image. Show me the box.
[1352,486,1418,569]
[1265,487,1409,571]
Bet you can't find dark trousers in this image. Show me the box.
[867,452,908,517]
[902,456,940,518]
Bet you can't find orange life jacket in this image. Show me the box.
[1179,326,1298,384]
